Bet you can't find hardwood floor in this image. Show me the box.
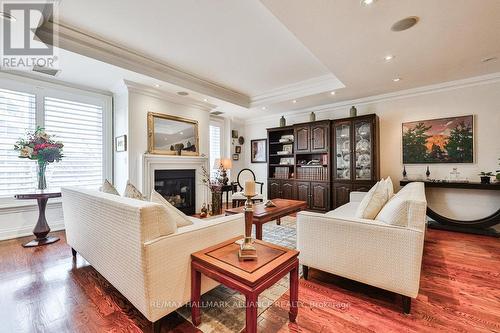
[0,229,498,332]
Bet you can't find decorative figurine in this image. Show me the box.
[200,203,208,218]
[426,166,431,179]
[403,165,407,178]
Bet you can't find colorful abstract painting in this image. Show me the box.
[402,115,473,163]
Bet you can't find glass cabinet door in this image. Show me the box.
[335,123,351,180]
[354,120,372,180]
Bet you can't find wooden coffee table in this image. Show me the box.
[191,236,299,333]
[225,199,307,240]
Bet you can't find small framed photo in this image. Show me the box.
[235,145,241,154]
[232,153,239,161]
[115,135,127,152]
[251,139,267,163]
[282,144,293,154]
[231,130,239,139]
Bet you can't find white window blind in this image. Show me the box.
[44,97,104,189]
[209,124,222,178]
[0,88,36,195]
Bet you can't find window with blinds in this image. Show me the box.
[44,97,104,189]
[209,124,222,178]
[0,88,36,196]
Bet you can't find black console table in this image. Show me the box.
[400,180,500,237]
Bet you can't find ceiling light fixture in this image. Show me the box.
[262,106,267,110]
[154,84,161,88]
[391,16,419,32]
[177,91,189,96]
[360,0,376,6]
[330,91,336,95]
[203,98,208,102]
[384,55,395,61]
[292,100,297,104]
[393,77,401,82]
[0,12,16,21]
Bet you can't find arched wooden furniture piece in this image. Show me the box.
[400,180,500,237]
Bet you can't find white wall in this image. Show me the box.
[240,77,500,220]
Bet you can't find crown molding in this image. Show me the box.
[36,21,251,107]
[245,72,500,125]
[123,80,217,111]
[250,74,344,108]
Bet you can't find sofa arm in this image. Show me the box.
[296,211,424,298]
[142,213,245,322]
[349,191,367,203]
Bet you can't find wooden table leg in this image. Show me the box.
[276,218,281,225]
[23,197,59,247]
[191,265,201,326]
[255,223,263,240]
[245,293,258,333]
[289,261,299,322]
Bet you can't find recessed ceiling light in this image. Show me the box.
[384,55,395,61]
[330,91,336,95]
[481,56,498,63]
[393,77,401,82]
[391,16,419,32]
[177,91,189,96]
[154,84,161,88]
[360,0,376,6]
[262,106,267,110]
[0,12,16,21]
[292,100,297,104]
[203,98,208,102]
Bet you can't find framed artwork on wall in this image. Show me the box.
[232,154,239,161]
[235,145,241,154]
[402,115,473,164]
[115,135,127,152]
[251,139,267,163]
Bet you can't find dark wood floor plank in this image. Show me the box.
[0,228,498,332]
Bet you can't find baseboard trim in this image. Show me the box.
[0,220,65,241]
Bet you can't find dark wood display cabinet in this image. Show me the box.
[267,121,331,212]
[332,114,380,208]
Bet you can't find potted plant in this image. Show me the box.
[478,171,494,184]
[496,158,500,182]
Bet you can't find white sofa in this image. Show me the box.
[297,182,427,313]
[61,187,244,330]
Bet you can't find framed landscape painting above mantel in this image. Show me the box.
[402,115,474,164]
[147,112,199,156]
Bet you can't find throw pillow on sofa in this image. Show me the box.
[100,179,119,196]
[150,190,193,227]
[123,181,146,200]
[385,176,394,198]
[355,181,389,219]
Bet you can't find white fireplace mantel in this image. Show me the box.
[140,154,209,211]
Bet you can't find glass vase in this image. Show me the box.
[211,191,222,215]
[37,161,47,190]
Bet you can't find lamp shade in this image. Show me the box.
[220,158,232,170]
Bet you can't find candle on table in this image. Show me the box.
[244,181,256,196]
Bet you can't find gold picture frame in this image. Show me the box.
[147,112,199,156]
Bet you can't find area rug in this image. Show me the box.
[176,216,298,333]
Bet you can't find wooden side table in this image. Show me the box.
[191,236,299,333]
[15,191,61,247]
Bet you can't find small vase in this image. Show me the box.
[350,106,357,117]
[402,165,407,178]
[37,161,47,190]
[279,116,286,127]
[211,191,222,215]
[309,112,316,122]
[426,166,431,179]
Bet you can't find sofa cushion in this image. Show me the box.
[123,181,146,200]
[376,182,427,229]
[355,181,388,219]
[100,179,119,195]
[385,176,394,198]
[325,202,359,218]
[150,190,193,227]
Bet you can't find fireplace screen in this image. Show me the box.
[154,169,196,215]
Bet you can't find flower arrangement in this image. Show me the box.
[14,127,64,190]
[200,165,223,215]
